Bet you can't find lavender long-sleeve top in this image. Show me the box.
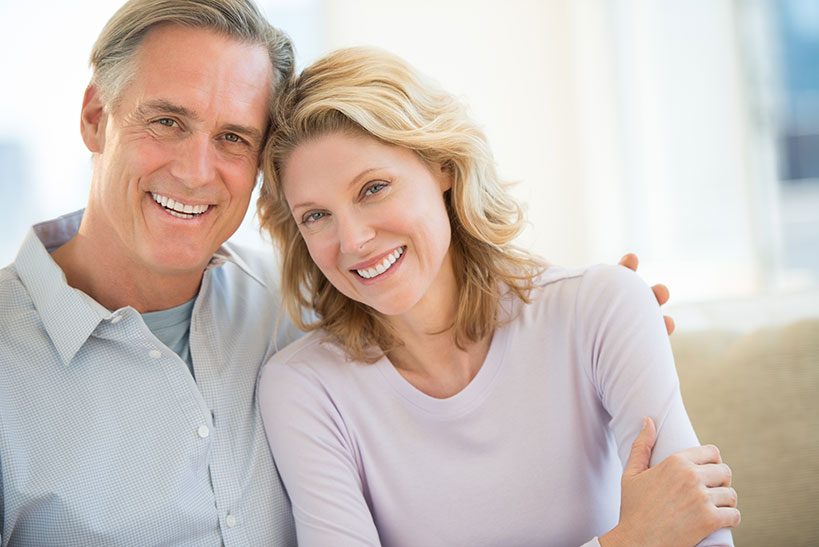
[259,264,733,547]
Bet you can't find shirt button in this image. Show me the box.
[148,349,162,359]
[226,514,237,528]
[111,315,123,324]
[197,425,210,438]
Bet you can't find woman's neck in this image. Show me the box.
[382,250,493,398]
[386,316,493,399]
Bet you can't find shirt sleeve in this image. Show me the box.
[258,356,382,547]
[575,264,733,547]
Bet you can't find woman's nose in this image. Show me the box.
[337,213,376,254]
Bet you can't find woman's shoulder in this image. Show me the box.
[530,263,650,299]
[260,329,383,392]
[506,263,652,324]
[262,329,346,378]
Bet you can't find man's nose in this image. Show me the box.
[170,133,216,187]
[337,213,375,255]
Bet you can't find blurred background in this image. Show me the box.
[1,0,818,331]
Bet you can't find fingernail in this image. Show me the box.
[641,417,648,431]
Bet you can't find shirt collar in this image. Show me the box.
[15,211,106,365]
[14,209,266,366]
[208,244,268,287]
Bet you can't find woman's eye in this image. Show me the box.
[302,211,326,224]
[364,182,386,196]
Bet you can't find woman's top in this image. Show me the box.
[258,264,733,547]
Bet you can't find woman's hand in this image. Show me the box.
[618,253,675,334]
[600,418,740,547]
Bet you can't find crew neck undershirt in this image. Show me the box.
[142,298,196,378]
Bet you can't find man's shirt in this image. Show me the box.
[0,210,298,546]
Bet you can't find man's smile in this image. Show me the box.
[150,192,211,219]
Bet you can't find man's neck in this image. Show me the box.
[50,232,205,314]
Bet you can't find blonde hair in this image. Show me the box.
[89,0,293,109]
[259,46,543,362]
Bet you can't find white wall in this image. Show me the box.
[1,0,810,317]
[315,0,780,302]
[322,0,593,266]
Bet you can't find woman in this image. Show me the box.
[257,47,739,546]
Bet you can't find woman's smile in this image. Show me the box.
[352,246,406,280]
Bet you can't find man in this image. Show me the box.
[0,1,298,545]
[0,1,674,545]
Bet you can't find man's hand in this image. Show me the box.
[618,253,675,334]
[599,418,740,547]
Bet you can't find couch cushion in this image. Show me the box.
[672,319,819,547]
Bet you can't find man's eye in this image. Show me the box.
[302,211,326,224]
[224,133,244,144]
[156,118,177,128]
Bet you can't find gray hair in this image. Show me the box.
[89,0,294,110]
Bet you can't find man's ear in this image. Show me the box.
[80,84,107,153]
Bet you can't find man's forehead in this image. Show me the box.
[120,25,273,127]
[132,24,273,92]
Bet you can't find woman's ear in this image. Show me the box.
[437,161,453,193]
[80,84,107,153]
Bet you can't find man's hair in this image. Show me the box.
[89,0,294,109]
[259,46,544,363]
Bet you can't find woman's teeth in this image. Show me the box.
[356,247,405,279]
[151,192,209,219]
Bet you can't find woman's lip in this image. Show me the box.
[351,246,406,280]
[348,246,405,271]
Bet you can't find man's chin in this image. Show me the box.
[144,247,215,278]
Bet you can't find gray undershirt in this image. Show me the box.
[142,298,196,378]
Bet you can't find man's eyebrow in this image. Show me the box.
[134,100,197,120]
[223,123,264,144]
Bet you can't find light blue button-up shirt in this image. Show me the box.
[0,211,299,546]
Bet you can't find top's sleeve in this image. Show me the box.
[258,357,382,547]
[575,264,733,547]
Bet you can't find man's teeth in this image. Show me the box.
[357,247,405,279]
[151,192,209,219]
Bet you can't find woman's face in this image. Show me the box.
[280,131,454,319]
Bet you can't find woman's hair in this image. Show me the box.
[259,46,544,362]
[89,0,294,111]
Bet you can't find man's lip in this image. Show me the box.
[150,191,212,216]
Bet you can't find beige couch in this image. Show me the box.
[672,318,819,546]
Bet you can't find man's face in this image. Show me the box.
[82,24,272,278]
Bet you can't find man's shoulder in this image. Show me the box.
[0,262,33,321]
[0,260,20,285]
[0,262,51,369]
[217,241,280,288]
[209,241,305,355]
